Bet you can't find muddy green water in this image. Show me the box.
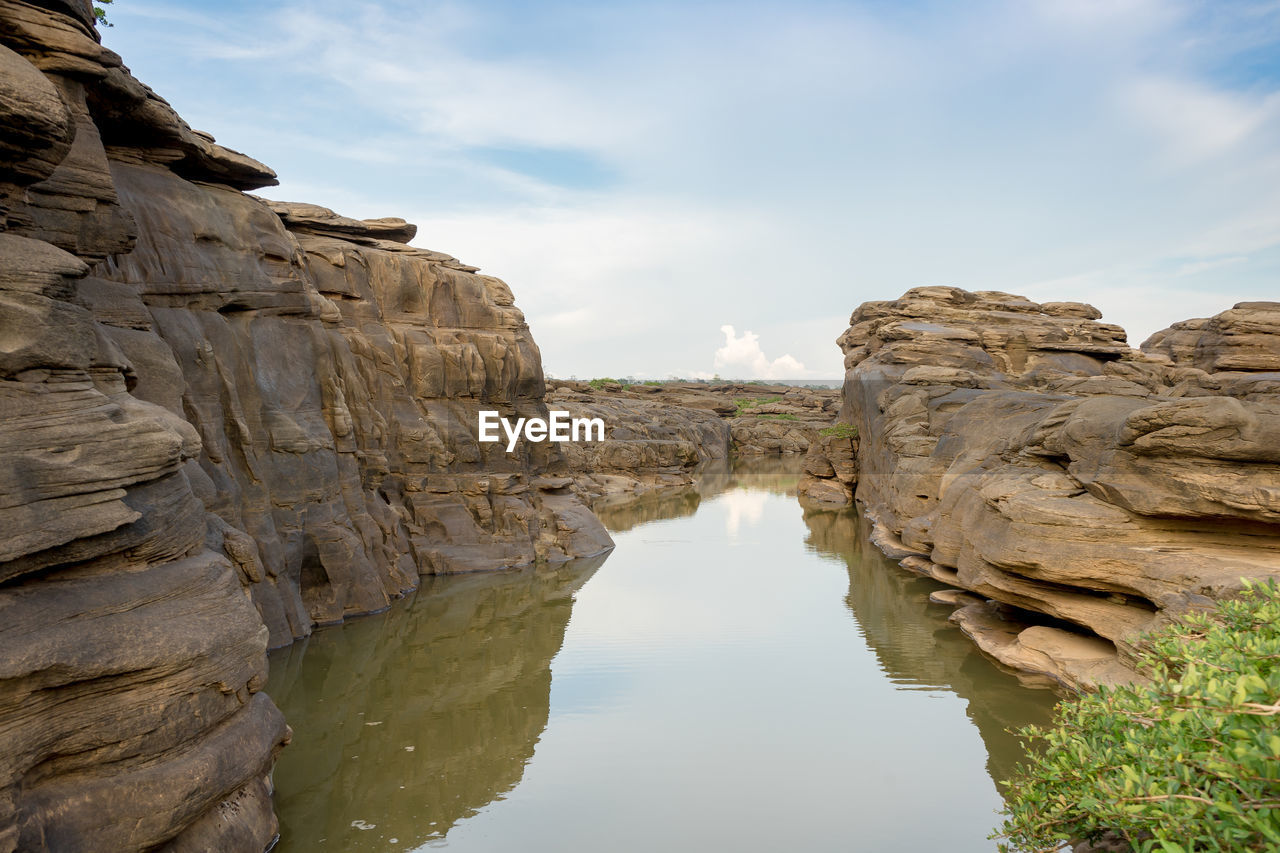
[267,457,1059,852]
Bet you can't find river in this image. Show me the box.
[267,456,1059,852]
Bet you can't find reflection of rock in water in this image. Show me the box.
[801,502,1059,787]
[266,554,607,851]
[595,455,805,533]
[726,453,803,494]
[593,487,704,532]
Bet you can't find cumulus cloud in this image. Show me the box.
[712,326,807,379]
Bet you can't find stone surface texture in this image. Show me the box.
[809,286,1280,689]
[545,379,837,501]
[0,3,609,850]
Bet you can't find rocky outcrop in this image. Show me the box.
[1142,302,1280,374]
[544,380,837,502]
[0,2,288,849]
[546,382,731,502]
[818,287,1280,690]
[87,173,612,644]
[796,424,858,505]
[0,2,610,849]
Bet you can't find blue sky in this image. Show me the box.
[102,0,1280,379]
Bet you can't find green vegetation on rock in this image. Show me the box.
[733,396,782,415]
[997,579,1280,853]
[819,422,858,439]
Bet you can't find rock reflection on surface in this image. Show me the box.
[801,502,1060,786]
[266,554,606,852]
[589,454,801,533]
[268,456,1061,852]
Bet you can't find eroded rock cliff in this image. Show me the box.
[0,1,609,849]
[803,287,1280,689]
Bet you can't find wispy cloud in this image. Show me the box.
[103,0,1280,377]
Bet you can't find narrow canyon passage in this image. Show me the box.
[266,458,1059,852]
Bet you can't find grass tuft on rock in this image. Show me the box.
[996,578,1280,853]
[732,396,782,415]
[818,422,858,439]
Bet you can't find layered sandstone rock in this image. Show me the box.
[0,3,287,849]
[544,380,837,502]
[815,286,1280,689]
[546,383,731,502]
[0,2,610,849]
[86,171,612,644]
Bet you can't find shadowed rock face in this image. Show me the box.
[0,1,609,849]
[86,165,613,644]
[804,286,1280,689]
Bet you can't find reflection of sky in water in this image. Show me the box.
[719,488,767,537]
[273,462,1056,853]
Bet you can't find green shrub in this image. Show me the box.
[997,579,1280,853]
[819,422,858,439]
[587,377,626,390]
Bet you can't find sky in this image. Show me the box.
[101,0,1280,379]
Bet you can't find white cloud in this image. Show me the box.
[1119,76,1280,167]
[104,0,1280,378]
[712,326,807,379]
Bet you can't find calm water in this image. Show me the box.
[267,457,1058,852]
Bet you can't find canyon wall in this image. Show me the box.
[0,1,608,849]
[803,287,1280,689]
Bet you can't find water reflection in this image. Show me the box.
[800,503,1059,786]
[588,455,800,534]
[267,555,607,851]
[268,457,1059,852]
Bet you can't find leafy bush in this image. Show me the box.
[997,579,1280,853]
[819,422,858,439]
[587,378,626,390]
[94,0,113,27]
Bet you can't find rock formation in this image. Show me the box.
[803,287,1280,689]
[545,380,837,501]
[0,2,609,849]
